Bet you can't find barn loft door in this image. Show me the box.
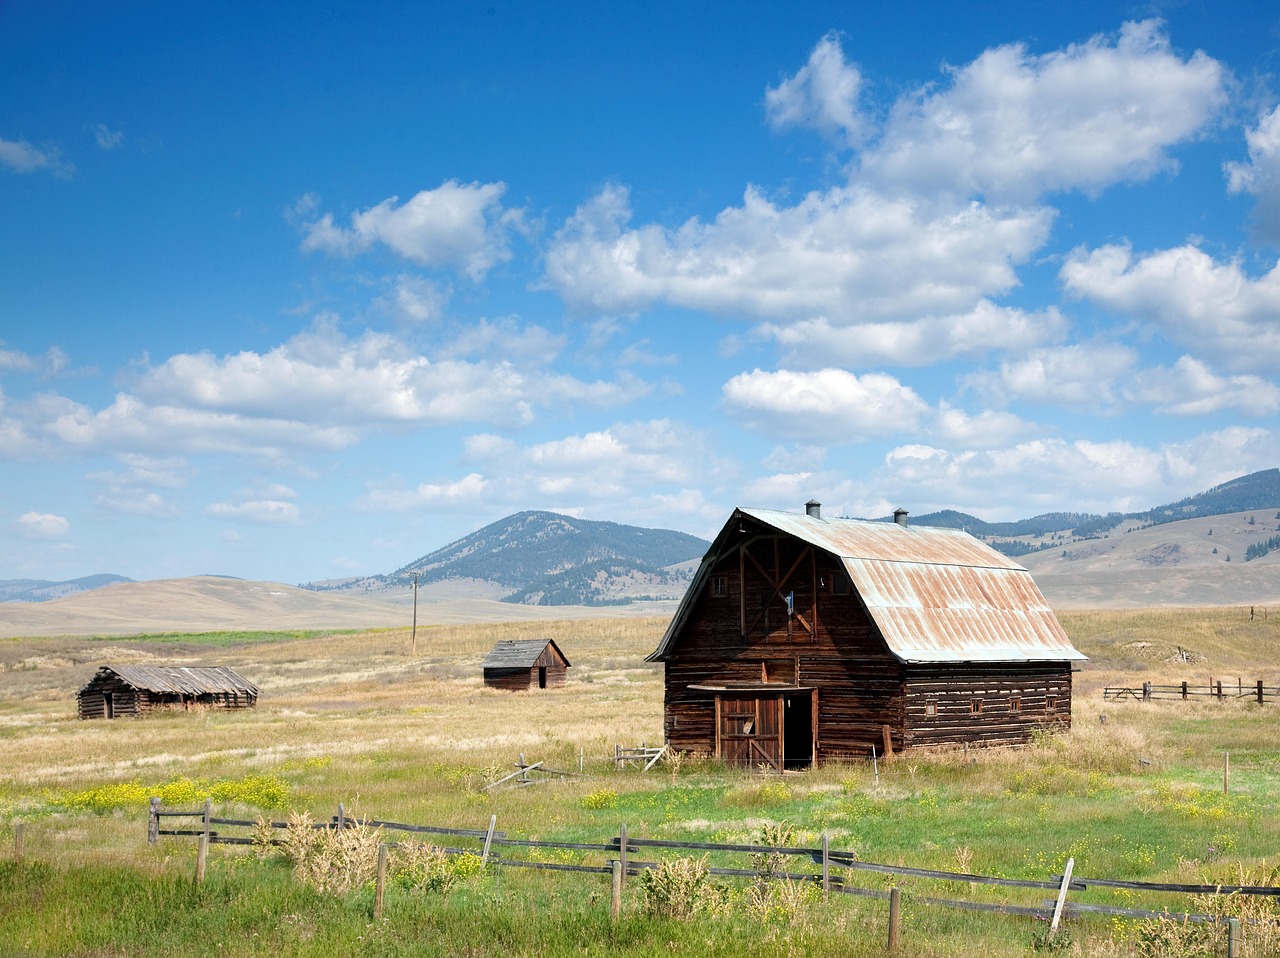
[717,695,781,771]
[738,538,816,643]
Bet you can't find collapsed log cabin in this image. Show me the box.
[482,638,570,690]
[647,502,1085,768]
[77,665,258,719]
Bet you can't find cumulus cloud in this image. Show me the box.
[15,511,70,539]
[95,491,180,518]
[0,137,74,177]
[206,498,301,524]
[860,20,1227,202]
[1225,104,1280,246]
[881,425,1277,519]
[961,343,1138,409]
[927,402,1038,449]
[1060,243,1280,373]
[1126,356,1280,416]
[359,472,489,512]
[722,368,928,442]
[376,274,450,324]
[545,183,1052,338]
[299,180,521,280]
[89,123,124,150]
[765,31,865,145]
[759,302,1066,368]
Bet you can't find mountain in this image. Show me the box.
[898,469,1280,558]
[307,511,710,606]
[0,573,133,603]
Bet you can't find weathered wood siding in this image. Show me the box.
[903,663,1073,747]
[483,646,568,691]
[77,672,141,719]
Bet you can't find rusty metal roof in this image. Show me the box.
[482,638,570,669]
[649,507,1084,664]
[79,665,259,696]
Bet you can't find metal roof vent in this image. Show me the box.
[893,508,908,527]
[805,499,821,519]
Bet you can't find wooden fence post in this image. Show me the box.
[374,844,388,919]
[1257,680,1264,705]
[481,815,497,866]
[611,859,623,922]
[887,886,901,951]
[1050,857,1074,932]
[1228,916,1241,958]
[202,797,211,841]
[336,803,345,831]
[148,796,160,845]
[1142,682,1151,702]
[1182,681,1189,700]
[618,823,628,892]
[194,833,209,886]
[882,724,894,761]
[14,822,24,860]
[821,832,830,900]
[1217,681,1224,701]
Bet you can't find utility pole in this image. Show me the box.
[411,573,418,655]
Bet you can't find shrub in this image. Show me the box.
[580,788,619,810]
[639,856,726,920]
[278,810,381,895]
[392,841,482,895]
[1029,918,1073,953]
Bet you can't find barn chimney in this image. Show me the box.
[805,499,821,519]
[893,508,908,527]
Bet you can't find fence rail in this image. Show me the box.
[1104,679,1279,703]
[146,800,1278,930]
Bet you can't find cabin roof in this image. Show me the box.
[79,664,259,696]
[649,507,1085,665]
[482,638,570,669]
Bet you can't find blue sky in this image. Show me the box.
[3,1,1279,583]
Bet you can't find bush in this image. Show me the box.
[580,788,619,810]
[392,841,482,895]
[278,810,381,895]
[639,856,726,920]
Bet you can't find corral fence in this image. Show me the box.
[148,798,1275,947]
[1104,679,1279,704]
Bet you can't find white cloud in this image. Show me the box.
[376,275,450,324]
[95,491,180,519]
[1225,104,1280,246]
[759,301,1066,368]
[927,402,1038,449]
[89,123,124,150]
[437,318,566,365]
[206,499,301,524]
[359,472,489,512]
[860,20,1227,203]
[880,426,1278,520]
[300,180,520,280]
[0,137,74,177]
[1060,243,1280,373]
[765,31,865,145]
[85,454,190,489]
[545,184,1052,335]
[1126,356,1280,416]
[962,343,1138,409]
[15,511,70,539]
[722,368,928,442]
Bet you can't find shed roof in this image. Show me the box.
[482,638,570,669]
[649,507,1084,664]
[79,665,258,696]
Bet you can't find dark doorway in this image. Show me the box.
[782,693,813,769]
[104,692,115,720]
[538,666,547,689]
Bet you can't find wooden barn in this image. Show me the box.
[77,665,258,719]
[482,638,570,691]
[647,502,1085,768]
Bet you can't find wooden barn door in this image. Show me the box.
[717,695,781,770]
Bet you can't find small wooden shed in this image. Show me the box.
[77,665,259,719]
[648,502,1085,768]
[482,639,570,691]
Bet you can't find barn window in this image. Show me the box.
[970,699,983,714]
[1009,697,1022,712]
[925,700,937,717]
[762,660,796,684]
[711,575,727,597]
[1046,696,1058,711]
[830,573,850,595]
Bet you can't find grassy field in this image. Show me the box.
[2,607,1279,956]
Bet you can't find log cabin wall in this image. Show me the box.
[76,673,141,719]
[903,663,1073,747]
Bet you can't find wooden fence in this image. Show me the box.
[147,799,1280,933]
[1104,679,1279,703]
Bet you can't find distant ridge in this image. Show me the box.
[0,573,132,603]
[307,511,710,606]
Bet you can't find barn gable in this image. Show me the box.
[77,665,258,719]
[649,504,1084,767]
[482,638,570,691]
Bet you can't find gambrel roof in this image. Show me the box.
[649,507,1085,665]
[79,665,258,695]
[482,638,570,669]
